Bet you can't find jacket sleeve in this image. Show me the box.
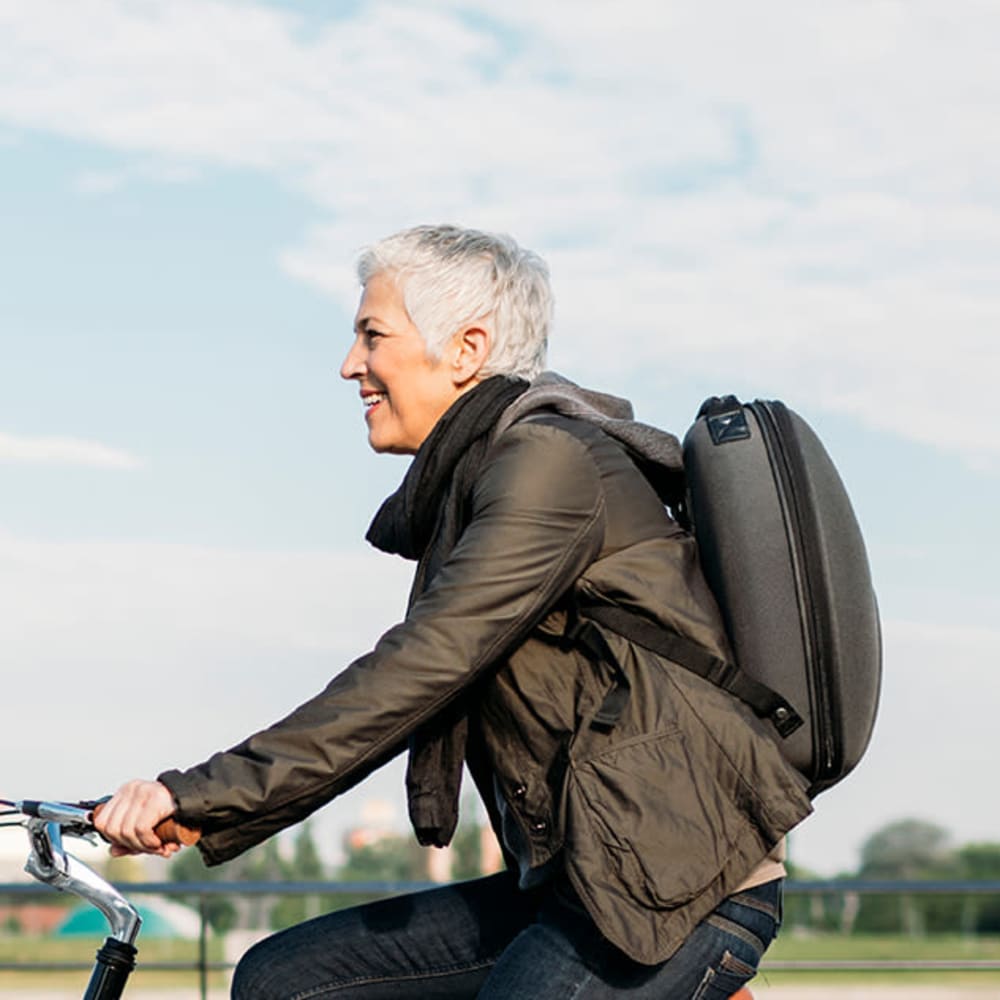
[159,421,606,862]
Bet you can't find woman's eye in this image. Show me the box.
[365,329,385,345]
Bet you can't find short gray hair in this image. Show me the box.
[356,224,551,380]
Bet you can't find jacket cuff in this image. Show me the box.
[157,768,215,825]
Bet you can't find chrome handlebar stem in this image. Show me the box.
[22,811,142,945]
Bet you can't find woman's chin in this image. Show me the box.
[367,431,412,455]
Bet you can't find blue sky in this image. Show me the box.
[1,0,998,877]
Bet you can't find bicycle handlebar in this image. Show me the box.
[5,796,201,999]
[9,798,201,847]
[7,798,149,997]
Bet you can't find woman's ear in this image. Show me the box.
[451,325,490,385]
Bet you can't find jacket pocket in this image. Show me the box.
[563,726,749,909]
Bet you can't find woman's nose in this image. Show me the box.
[340,339,365,380]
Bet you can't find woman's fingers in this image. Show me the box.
[94,779,177,856]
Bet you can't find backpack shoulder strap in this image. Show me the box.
[579,600,804,739]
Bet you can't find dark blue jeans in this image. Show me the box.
[231,873,781,999]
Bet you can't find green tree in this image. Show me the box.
[323,833,429,912]
[957,842,1000,933]
[855,819,959,935]
[242,837,291,929]
[339,835,425,882]
[780,858,852,934]
[244,837,289,881]
[451,795,490,881]
[169,833,295,932]
[169,845,237,934]
[270,822,328,930]
[958,841,1000,880]
[860,819,954,879]
[451,821,483,881]
[292,821,326,880]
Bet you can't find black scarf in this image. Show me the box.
[366,375,529,846]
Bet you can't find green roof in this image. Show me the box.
[56,900,198,939]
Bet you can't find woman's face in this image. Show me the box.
[341,272,470,455]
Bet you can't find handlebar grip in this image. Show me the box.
[154,816,201,847]
[92,802,201,847]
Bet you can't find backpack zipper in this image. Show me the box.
[748,401,840,783]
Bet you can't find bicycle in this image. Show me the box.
[1,797,198,1000]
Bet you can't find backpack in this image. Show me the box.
[579,395,882,797]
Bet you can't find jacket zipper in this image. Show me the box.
[749,401,839,782]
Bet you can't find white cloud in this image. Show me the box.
[0,1,998,465]
[0,431,143,468]
[71,159,199,195]
[73,169,126,195]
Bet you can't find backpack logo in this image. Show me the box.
[707,409,751,445]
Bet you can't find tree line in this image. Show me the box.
[786,818,1000,935]
[166,810,490,933]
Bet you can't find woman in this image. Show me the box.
[96,225,812,998]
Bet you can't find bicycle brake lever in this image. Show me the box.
[77,796,112,810]
[60,824,99,843]
[77,796,113,840]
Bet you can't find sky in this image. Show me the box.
[1,0,998,879]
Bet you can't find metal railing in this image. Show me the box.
[2,879,1000,996]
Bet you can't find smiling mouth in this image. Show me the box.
[362,392,386,416]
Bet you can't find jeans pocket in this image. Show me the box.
[705,913,766,956]
[718,879,782,951]
[691,948,759,1000]
[689,886,781,999]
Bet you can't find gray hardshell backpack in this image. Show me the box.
[580,396,882,797]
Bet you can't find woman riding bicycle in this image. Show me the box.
[96,224,811,998]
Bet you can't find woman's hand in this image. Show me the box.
[94,779,180,858]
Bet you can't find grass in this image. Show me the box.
[769,932,1000,961]
[755,932,1000,987]
[4,932,1000,991]
[0,934,228,992]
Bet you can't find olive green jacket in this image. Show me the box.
[160,389,812,964]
